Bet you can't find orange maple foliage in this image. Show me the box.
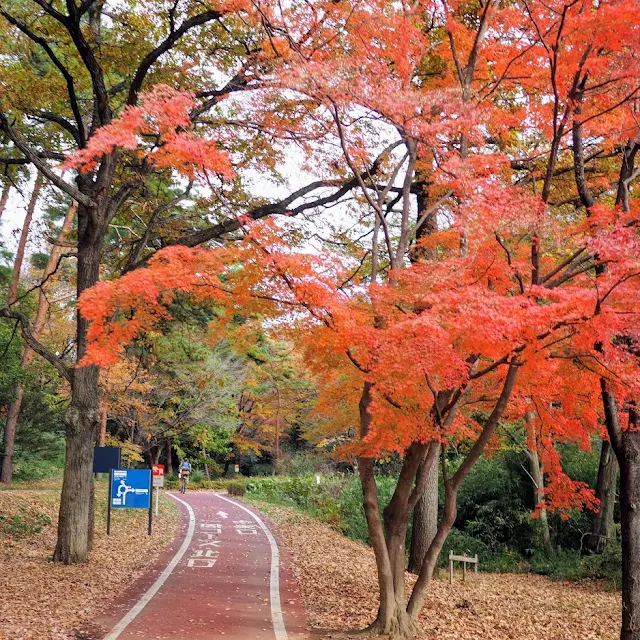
[63,85,234,180]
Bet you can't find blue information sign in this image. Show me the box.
[110,469,151,509]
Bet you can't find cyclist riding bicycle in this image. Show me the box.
[178,458,192,493]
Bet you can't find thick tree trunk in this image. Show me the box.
[619,429,640,640]
[358,383,396,632]
[357,383,434,638]
[0,180,10,220]
[587,439,617,552]
[407,361,519,619]
[1,174,45,483]
[408,442,440,574]
[601,384,640,640]
[524,411,553,555]
[53,217,101,564]
[407,483,458,618]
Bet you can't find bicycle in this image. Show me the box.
[179,472,189,494]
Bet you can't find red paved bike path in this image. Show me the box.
[95,492,308,640]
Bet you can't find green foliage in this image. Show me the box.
[11,377,66,482]
[242,448,620,586]
[560,443,599,489]
[163,474,243,492]
[245,474,397,541]
[0,506,51,539]
[454,453,535,556]
[442,528,522,572]
[580,540,622,588]
[0,266,27,405]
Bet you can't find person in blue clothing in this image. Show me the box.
[178,458,192,493]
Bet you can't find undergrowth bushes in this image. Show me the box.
[243,469,621,586]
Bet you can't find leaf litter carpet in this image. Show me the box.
[0,489,178,639]
[256,502,619,640]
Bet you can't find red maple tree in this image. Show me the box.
[73,0,640,637]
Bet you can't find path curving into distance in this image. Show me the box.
[95,492,308,640]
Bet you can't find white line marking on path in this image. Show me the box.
[103,493,195,640]
[216,510,228,518]
[216,494,289,640]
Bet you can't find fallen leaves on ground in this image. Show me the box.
[0,486,178,640]
[255,502,619,640]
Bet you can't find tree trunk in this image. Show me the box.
[619,428,640,640]
[1,386,25,484]
[407,361,519,619]
[1,173,45,483]
[203,444,210,480]
[587,439,617,552]
[166,439,173,475]
[53,216,101,564]
[7,172,43,303]
[601,383,640,640]
[356,384,432,639]
[407,483,458,617]
[408,442,440,574]
[524,411,553,555]
[527,447,553,555]
[358,382,408,636]
[273,385,282,476]
[98,397,107,447]
[0,180,10,220]
[87,480,95,553]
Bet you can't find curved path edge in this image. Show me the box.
[102,493,196,639]
[216,494,288,640]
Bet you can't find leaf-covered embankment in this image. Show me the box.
[254,501,619,640]
[0,487,178,639]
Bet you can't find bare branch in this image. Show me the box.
[128,10,224,106]
[0,308,74,383]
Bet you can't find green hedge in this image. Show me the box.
[244,474,396,541]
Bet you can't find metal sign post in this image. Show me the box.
[107,468,113,535]
[108,469,153,535]
[148,486,153,536]
[152,464,165,517]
